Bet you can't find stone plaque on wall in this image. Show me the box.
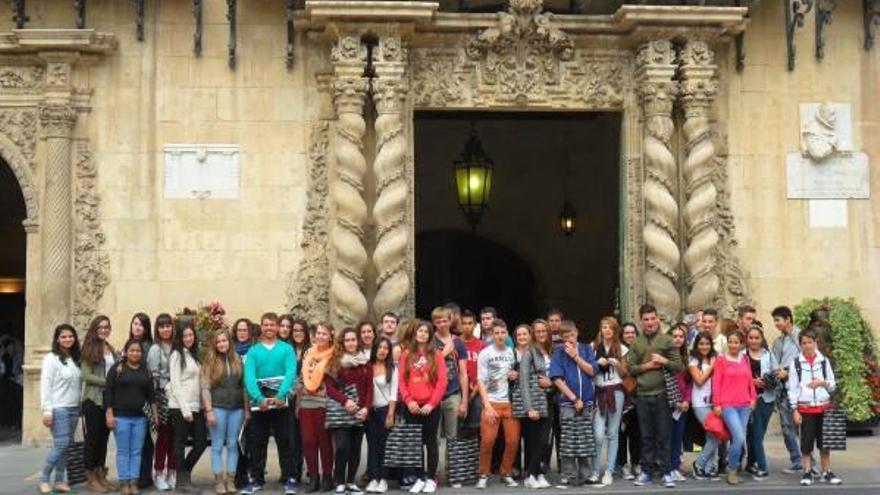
[164,144,241,199]
[786,152,870,199]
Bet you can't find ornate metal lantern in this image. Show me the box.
[453,124,494,228]
[559,200,576,236]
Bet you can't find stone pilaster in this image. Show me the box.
[371,35,411,319]
[328,35,370,327]
[635,40,681,323]
[679,40,720,312]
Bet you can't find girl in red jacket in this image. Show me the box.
[398,321,448,494]
[711,331,756,486]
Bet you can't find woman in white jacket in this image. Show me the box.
[786,327,841,487]
[39,324,83,494]
[168,318,207,492]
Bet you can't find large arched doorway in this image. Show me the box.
[0,158,26,442]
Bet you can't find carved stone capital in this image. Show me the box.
[377,36,407,64]
[636,39,676,67]
[637,79,678,124]
[679,41,718,118]
[331,35,366,65]
[39,104,77,138]
[331,77,368,114]
[373,77,408,115]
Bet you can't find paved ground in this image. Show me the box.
[4,434,880,494]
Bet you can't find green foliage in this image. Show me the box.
[793,297,879,422]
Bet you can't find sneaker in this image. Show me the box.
[752,470,768,482]
[409,479,426,494]
[450,484,461,489]
[782,465,803,474]
[622,466,635,481]
[347,484,363,495]
[155,472,170,492]
[239,481,263,495]
[691,462,707,480]
[663,474,676,488]
[376,480,388,493]
[601,471,613,486]
[168,472,177,490]
[524,476,538,489]
[333,484,346,495]
[726,470,739,485]
[633,473,653,486]
[422,480,436,494]
[536,474,551,489]
[822,471,842,485]
[707,470,721,481]
[501,476,518,488]
[475,476,488,490]
[800,473,813,486]
[365,480,378,493]
[671,470,687,482]
[284,479,299,494]
[745,464,759,476]
[585,474,600,485]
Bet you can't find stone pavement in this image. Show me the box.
[4,435,880,495]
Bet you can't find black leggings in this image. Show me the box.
[171,409,208,474]
[522,416,551,477]
[616,406,641,470]
[332,427,364,485]
[82,400,110,471]
[403,408,441,480]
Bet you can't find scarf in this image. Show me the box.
[234,341,251,357]
[302,345,334,393]
[340,350,370,369]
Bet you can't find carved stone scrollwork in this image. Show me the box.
[72,142,110,331]
[636,40,681,323]
[39,104,77,138]
[0,108,38,169]
[0,66,44,90]
[289,121,332,323]
[712,152,753,313]
[372,36,411,319]
[679,41,720,312]
[329,36,370,327]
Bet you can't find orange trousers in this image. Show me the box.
[478,402,521,476]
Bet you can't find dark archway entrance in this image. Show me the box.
[0,158,25,442]
[414,112,621,335]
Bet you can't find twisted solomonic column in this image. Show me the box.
[371,62,410,318]
[329,73,370,326]
[679,41,721,311]
[636,40,681,322]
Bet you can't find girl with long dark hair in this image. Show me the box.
[615,322,640,480]
[106,339,156,495]
[591,317,628,486]
[147,313,176,491]
[513,324,551,489]
[80,315,118,492]
[712,331,756,485]
[744,325,779,480]
[129,312,155,490]
[168,317,207,492]
[357,321,377,352]
[666,323,692,483]
[531,319,555,486]
[365,337,397,493]
[39,324,82,494]
[689,331,719,480]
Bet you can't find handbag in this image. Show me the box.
[324,383,361,429]
[621,375,637,394]
[663,368,683,410]
[821,405,847,451]
[559,408,595,458]
[446,437,479,486]
[66,420,86,485]
[703,412,730,442]
[383,416,423,468]
[511,349,548,418]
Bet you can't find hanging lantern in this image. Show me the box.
[559,200,576,236]
[453,125,494,228]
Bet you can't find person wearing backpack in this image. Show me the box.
[787,328,841,487]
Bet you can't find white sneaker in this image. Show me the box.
[524,476,537,489]
[167,471,177,489]
[409,479,426,493]
[334,484,346,494]
[671,470,687,482]
[475,476,488,490]
[376,479,388,493]
[365,480,377,493]
[536,474,551,489]
[422,480,436,493]
[154,472,170,491]
[501,476,518,488]
[601,471,613,486]
[450,483,462,488]
[622,466,634,480]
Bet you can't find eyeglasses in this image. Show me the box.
[97,324,111,330]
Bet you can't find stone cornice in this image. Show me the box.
[306,1,439,24]
[0,29,117,55]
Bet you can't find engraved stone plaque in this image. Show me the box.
[164,144,241,199]
[786,151,869,199]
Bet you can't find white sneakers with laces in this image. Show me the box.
[408,479,426,493]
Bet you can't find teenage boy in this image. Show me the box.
[475,320,520,489]
[380,312,399,346]
[478,307,497,343]
[626,304,683,488]
[432,307,469,444]
[459,311,486,437]
[701,308,726,354]
[242,313,298,495]
[547,309,564,348]
[737,305,757,335]
[445,302,462,336]
[771,305,811,474]
[549,320,599,487]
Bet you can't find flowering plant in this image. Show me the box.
[178,300,228,348]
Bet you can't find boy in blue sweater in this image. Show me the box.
[241,313,298,495]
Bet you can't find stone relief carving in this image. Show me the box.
[46,62,70,87]
[801,101,843,162]
[289,121,332,323]
[679,41,721,312]
[72,141,110,332]
[0,66,44,89]
[712,153,753,313]
[0,111,39,222]
[636,39,681,323]
[0,108,38,169]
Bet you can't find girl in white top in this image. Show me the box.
[366,337,398,493]
[688,331,718,479]
[590,317,629,486]
[168,319,207,491]
[39,324,83,494]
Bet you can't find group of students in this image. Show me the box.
[37,302,842,495]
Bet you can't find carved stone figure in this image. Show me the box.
[802,101,840,162]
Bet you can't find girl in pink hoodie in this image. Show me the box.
[711,331,756,485]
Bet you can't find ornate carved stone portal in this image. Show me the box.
[303,0,752,323]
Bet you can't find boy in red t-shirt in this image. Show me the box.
[460,310,486,434]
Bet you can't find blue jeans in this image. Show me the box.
[747,399,774,471]
[667,410,688,474]
[722,406,751,469]
[693,407,718,473]
[776,395,803,467]
[592,390,623,476]
[42,407,79,483]
[210,408,244,474]
[114,416,148,482]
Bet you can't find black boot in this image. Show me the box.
[305,475,320,494]
[321,474,333,492]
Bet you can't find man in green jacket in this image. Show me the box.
[626,304,683,488]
